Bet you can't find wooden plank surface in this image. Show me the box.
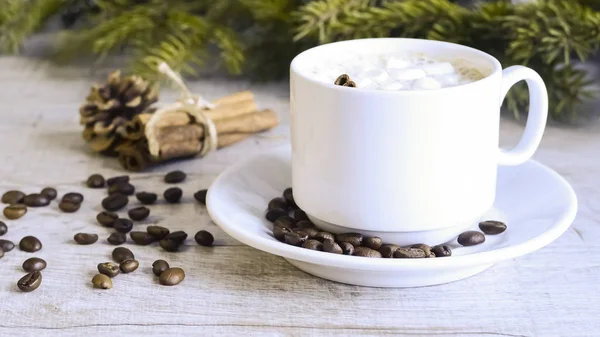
[0,57,598,337]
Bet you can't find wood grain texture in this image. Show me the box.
[0,57,598,337]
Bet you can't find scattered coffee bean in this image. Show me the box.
[323,239,343,254]
[86,174,106,188]
[266,208,288,222]
[0,239,15,252]
[4,204,27,219]
[336,233,363,247]
[17,271,42,292]
[410,243,432,256]
[364,237,383,250]
[59,200,80,213]
[379,244,401,258]
[0,221,7,236]
[0,248,4,259]
[353,247,382,258]
[394,248,427,258]
[194,230,214,246]
[297,227,319,239]
[268,197,288,211]
[22,257,46,272]
[194,189,207,204]
[339,242,354,255]
[295,220,314,229]
[128,206,150,221]
[136,192,157,205]
[283,187,297,208]
[101,193,129,211]
[479,220,507,235]
[163,187,183,203]
[107,232,126,245]
[457,231,486,246]
[314,231,335,242]
[106,175,129,186]
[166,231,188,244]
[2,190,25,204]
[152,260,170,276]
[159,239,181,252]
[112,247,134,263]
[97,262,120,277]
[431,244,452,257]
[92,274,112,289]
[62,192,84,204]
[120,259,139,273]
[130,231,156,245]
[147,226,170,239]
[284,231,308,246]
[273,227,291,242]
[165,170,186,183]
[40,187,57,200]
[23,193,49,207]
[19,236,42,252]
[108,183,135,196]
[292,209,309,222]
[113,218,133,233]
[302,239,323,251]
[159,267,185,286]
[273,216,295,229]
[97,211,118,227]
[74,233,98,245]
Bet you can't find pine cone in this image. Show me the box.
[80,70,158,156]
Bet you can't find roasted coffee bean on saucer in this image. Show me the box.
[410,243,432,256]
[314,232,335,242]
[0,221,7,236]
[353,247,382,258]
[128,206,150,221]
[431,244,452,257]
[19,236,42,252]
[479,220,507,235]
[136,192,157,205]
[112,247,134,263]
[17,271,42,292]
[97,262,120,278]
[302,239,323,251]
[379,244,400,258]
[336,233,363,247]
[284,231,307,246]
[165,170,186,183]
[268,197,288,211]
[4,204,27,219]
[59,200,80,213]
[92,274,112,289]
[266,208,288,222]
[86,174,106,188]
[147,226,170,239]
[292,209,309,222]
[62,192,84,204]
[339,242,354,255]
[164,187,183,203]
[364,237,383,250]
[2,190,25,204]
[152,260,169,276]
[159,267,185,286]
[107,232,126,245]
[113,218,133,233]
[283,187,297,208]
[97,211,118,227]
[23,193,50,207]
[106,175,129,187]
[457,231,486,246]
[22,257,46,272]
[40,187,57,200]
[323,239,343,254]
[394,248,427,258]
[108,183,135,196]
[102,193,128,211]
[273,216,295,229]
[74,233,98,245]
[194,230,214,246]
[194,189,207,204]
[273,227,291,242]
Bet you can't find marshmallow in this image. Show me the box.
[422,62,455,76]
[411,77,442,90]
[391,68,427,81]
[381,81,408,91]
[358,68,390,83]
[385,57,411,70]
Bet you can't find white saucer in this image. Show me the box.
[207,146,578,287]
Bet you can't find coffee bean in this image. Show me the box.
[457,231,486,246]
[283,187,297,208]
[106,175,129,187]
[266,208,288,222]
[112,247,134,263]
[364,237,383,250]
[136,192,157,205]
[74,233,98,245]
[165,170,186,183]
[410,243,432,256]
[59,200,80,213]
[268,197,288,211]
[17,271,42,292]
[92,274,112,289]
[379,244,400,258]
[273,226,291,242]
[166,231,188,244]
[194,189,207,204]
[314,232,335,242]
[2,190,25,204]
[0,248,4,259]
[23,194,50,207]
[130,231,156,245]
[0,239,15,252]
[292,209,309,222]
[339,242,354,255]
[0,221,7,236]
[353,247,382,258]
[101,193,128,211]
[108,183,135,196]
[145,226,168,240]
[86,174,106,188]
[159,267,185,286]
[4,204,27,219]
[40,187,57,200]
[302,239,323,251]
[194,230,214,246]
[128,206,150,221]
[152,260,170,276]
[23,257,46,272]
[295,220,314,229]
[119,259,139,273]
[163,187,182,203]
[336,233,363,247]
[273,216,295,229]
[284,231,307,246]
[431,244,452,257]
[62,192,84,204]
[97,262,120,277]
[296,227,319,239]
[97,211,118,227]
[107,232,126,245]
[159,239,181,252]
[323,239,343,254]
[479,220,507,235]
[19,236,42,252]
[394,248,427,258]
[113,218,133,233]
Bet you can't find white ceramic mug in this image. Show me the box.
[289,38,548,245]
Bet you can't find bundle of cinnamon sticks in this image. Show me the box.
[115,91,279,171]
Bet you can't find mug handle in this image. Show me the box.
[497,66,549,166]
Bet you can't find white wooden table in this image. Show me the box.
[0,57,598,337]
